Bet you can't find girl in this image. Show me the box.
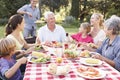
[0,37,27,80]
[71,22,93,43]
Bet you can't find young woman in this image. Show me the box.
[90,13,106,47]
[0,37,27,80]
[5,14,35,58]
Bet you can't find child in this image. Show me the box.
[71,22,93,43]
[0,37,27,80]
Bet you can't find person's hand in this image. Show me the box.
[17,57,27,64]
[25,46,35,54]
[26,12,32,17]
[44,41,52,47]
[92,53,103,61]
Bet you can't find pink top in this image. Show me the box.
[71,33,93,43]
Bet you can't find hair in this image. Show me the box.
[104,15,120,35]
[5,14,23,36]
[44,11,55,20]
[81,22,91,33]
[0,37,16,57]
[92,13,104,27]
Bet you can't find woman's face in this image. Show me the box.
[90,14,100,26]
[18,19,25,31]
[104,26,113,37]
[79,26,86,33]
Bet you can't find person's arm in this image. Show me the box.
[17,5,32,17]
[5,57,27,79]
[92,54,115,67]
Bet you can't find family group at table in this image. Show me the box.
[0,0,120,80]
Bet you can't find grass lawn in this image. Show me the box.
[0,26,78,38]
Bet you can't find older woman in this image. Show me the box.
[93,15,120,71]
[90,13,106,47]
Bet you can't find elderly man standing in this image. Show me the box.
[36,11,66,44]
[17,0,40,38]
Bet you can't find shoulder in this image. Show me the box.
[55,24,65,30]
[99,29,106,34]
[38,25,47,31]
[0,58,8,65]
[7,34,14,39]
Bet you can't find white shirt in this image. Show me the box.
[38,24,66,42]
[94,29,106,44]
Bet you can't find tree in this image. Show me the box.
[41,0,69,12]
[70,0,79,20]
[0,0,29,18]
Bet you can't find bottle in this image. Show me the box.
[65,33,70,42]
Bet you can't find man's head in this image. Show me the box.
[30,0,38,7]
[44,11,55,26]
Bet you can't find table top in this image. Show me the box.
[23,56,120,80]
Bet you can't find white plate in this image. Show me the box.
[76,67,106,79]
[80,58,102,66]
[27,55,50,64]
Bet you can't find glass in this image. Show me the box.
[55,48,63,57]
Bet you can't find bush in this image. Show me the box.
[0,18,8,25]
[62,16,79,28]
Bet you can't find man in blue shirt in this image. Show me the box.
[17,0,40,38]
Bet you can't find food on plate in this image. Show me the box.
[48,63,57,74]
[34,45,44,51]
[30,51,51,63]
[85,58,100,64]
[69,44,76,49]
[32,51,46,58]
[44,41,62,48]
[64,49,79,59]
[52,41,62,48]
[77,66,101,78]
[87,43,98,49]
[80,50,90,57]
[48,63,71,75]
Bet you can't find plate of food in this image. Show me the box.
[80,58,102,66]
[64,49,79,60]
[48,63,71,76]
[27,51,51,63]
[76,66,106,79]
[79,50,91,58]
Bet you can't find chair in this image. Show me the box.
[25,36,36,44]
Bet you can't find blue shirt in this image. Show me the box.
[0,57,22,80]
[38,24,66,42]
[96,36,120,71]
[17,4,40,30]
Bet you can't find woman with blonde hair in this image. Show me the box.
[90,13,106,47]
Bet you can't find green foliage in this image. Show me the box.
[70,0,79,19]
[62,16,79,28]
[41,0,69,12]
[0,0,29,18]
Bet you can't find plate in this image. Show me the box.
[80,58,102,66]
[27,55,50,64]
[76,67,106,79]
